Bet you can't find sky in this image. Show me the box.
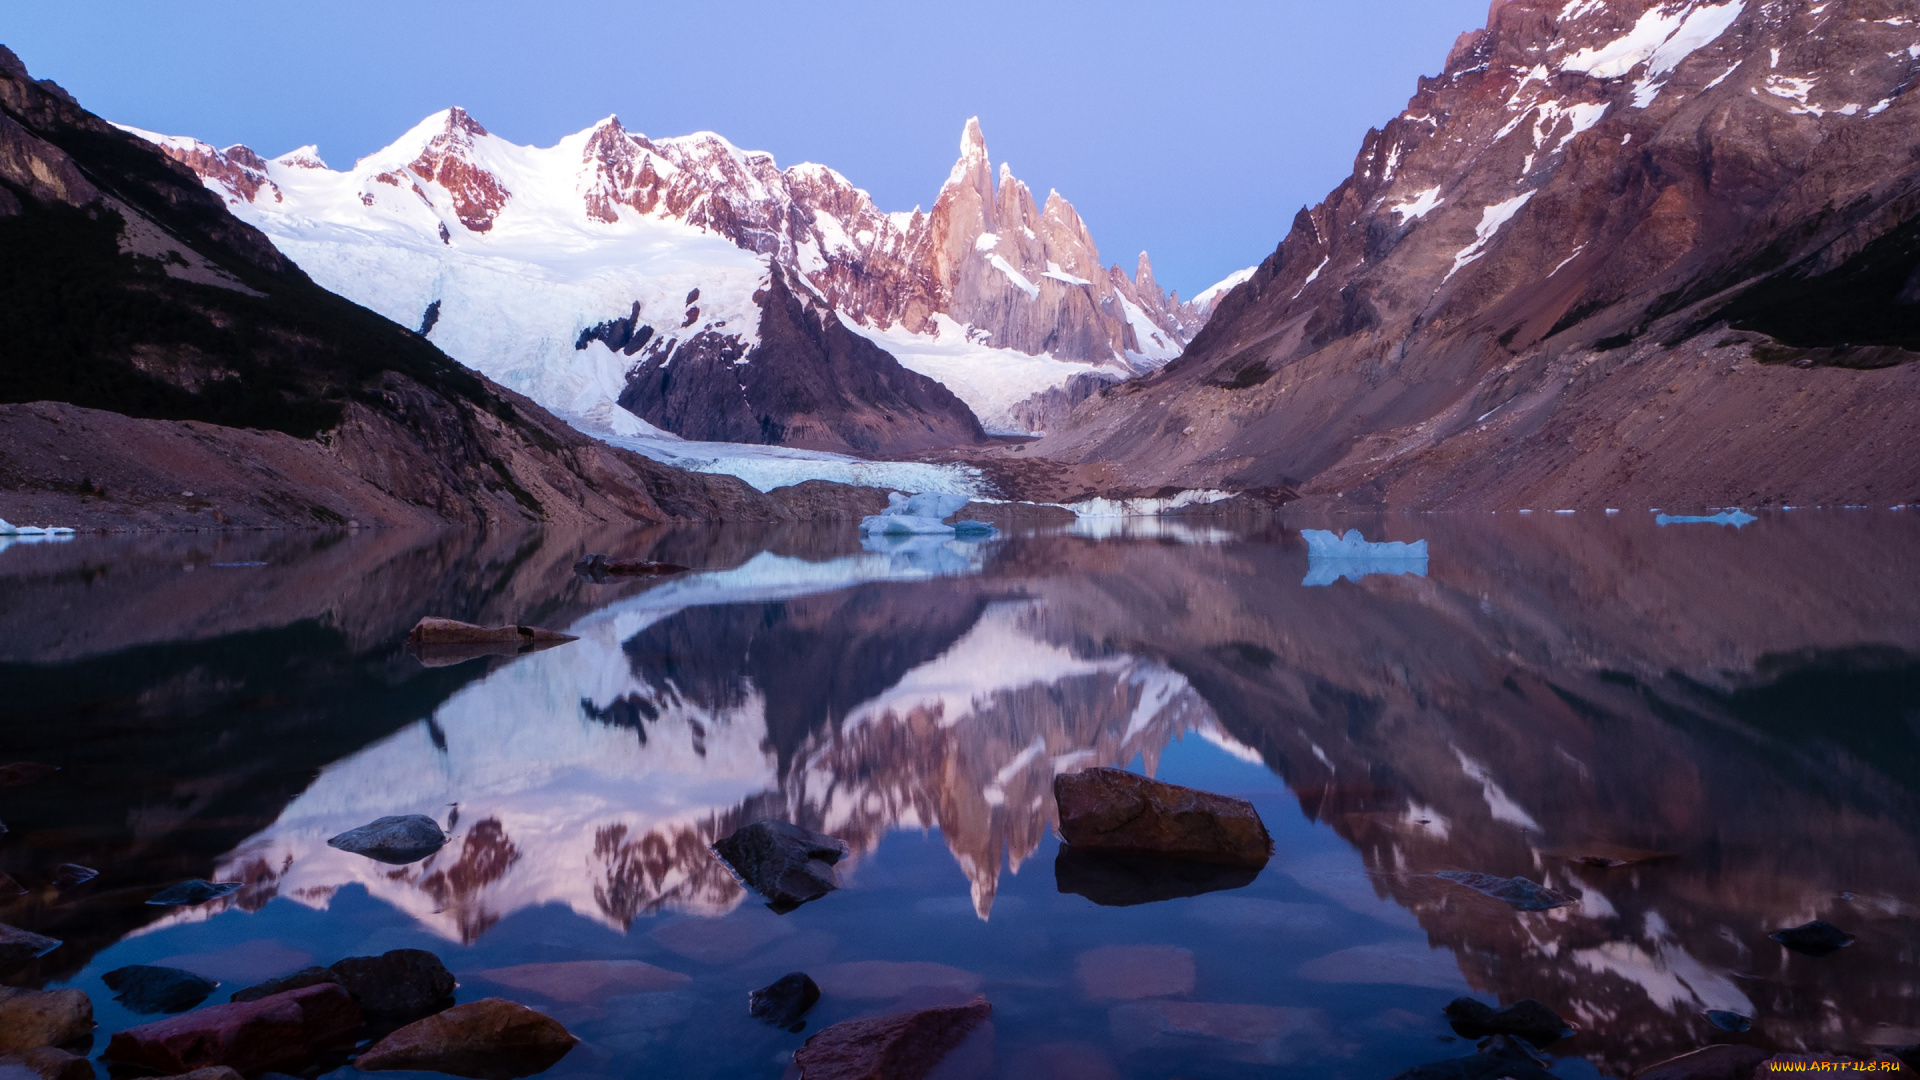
[3,0,1493,297]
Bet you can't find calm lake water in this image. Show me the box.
[1,510,1917,1079]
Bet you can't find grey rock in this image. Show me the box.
[0,1046,92,1080]
[229,967,341,1004]
[45,867,94,891]
[1436,871,1576,912]
[326,815,448,865]
[1770,920,1855,956]
[329,950,456,1021]
[712,820,848,914]
[104,966,219,1015]
[0,926,61,969]
[749,973,819,1032]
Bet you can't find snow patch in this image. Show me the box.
[1192,266,1256,309]
[846,314,1117,436]
[1560,1,1745,82]
[987,254,1040,300]
[1390,186,1445,222]
[1445,191,1536,281]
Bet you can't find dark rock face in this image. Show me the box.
[1443,998,1573,1047]
[1390,1035,1558,1080]
[147,880,243,907]
[1052,768,1272,868]
[620,264,987,455]
[0,926,61,969]
[1041,0,1920,511]
[1437,871,1577,912]
[711,820,849,913]
[0,987,91,1052]
[0,765,57,789]
[103,983,363,1075]
[328,950,456,1021]
[1635,1044,1771,1080]
[230,968,342,1005]
[354,998,576,1080]
[1053,847,1260,907]
[103,966,220,1015]
[792,998,991,1080]
[326,815,449,865]
[1770,919,1855,955]
[749,973,819,1032]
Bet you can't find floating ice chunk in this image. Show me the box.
[0,519,77,536]
[1301,529,1430,587]
[859,491,996,538]
[1654,510,1757,527]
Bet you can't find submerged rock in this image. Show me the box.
[1771,920,1855,955]
[1704,1009,1753,1033]
[0,926,61,968]
[573,554,691,582]
[103,983,362,1075]
[329,949,456,1021]
[45,866,95,891]
[1636,1044,1772,1080]
[1442,998,1573,1047]
[1389,1035,1557,1080]
[230,968,342,1004]
[793,998,991,1080]
[711,820,849,914]
[0,765,58,789]
[0,987,92,1052]
[1052,768,1271,868]
[103,966,220,1015]
[1108,1000,1329,1065]
[749,973,819,1032]
[147,880,244,907]
[1053,847,1260,907]
[1435,871,1577,912]
[354,998,577,1080]
[0,1046,92,1080]
[326,815,449,865]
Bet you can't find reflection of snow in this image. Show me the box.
[0,520,76,554]
[1569,908,1754,1015]
[1451,746,1541,832]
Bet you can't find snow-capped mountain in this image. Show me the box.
[128,111,1206,447]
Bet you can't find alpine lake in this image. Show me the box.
[2,507,1916,1080]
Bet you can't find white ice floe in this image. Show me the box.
[1301,529,1431,586]
[859,492,996,538]
[1655,510,1757,527]
[0,519,76,536]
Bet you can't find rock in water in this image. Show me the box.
[230,968,342,1004]
[572,554,691,582]
[0,878,23,900]
[749,973,820,1032]
[1389,1035,1557,1080]
[406,618,576,646]
[0,765,58,789]
[1052,768,1271,868]
[793,999,991,1080]
[45,866,95,890]
[0,987,93,1052]
[354,998,577,1080]
[1704,1010,1752,1033]
[1771,920,1855,956]
[326,815,449,865]
[1442,998,1573,1046]
[711,821,849,913]
[0,926,61,968]
[0,1047,93,1080]
[147,880,244,907]
[1636,1044,1771,1080]
[103,984,362,1075]
[103,966,220,1015]
[1435,871,1577,912]
[329,950,456,1020]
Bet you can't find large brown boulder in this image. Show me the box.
[793,999,992,1080]
[1052,768,1271,868]
[354,998,576,1080]
[0,988,91,1053]
[102,983,362,1075]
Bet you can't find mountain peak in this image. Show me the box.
[276,144,326,169]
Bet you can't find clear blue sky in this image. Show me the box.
[5,0,1491,296]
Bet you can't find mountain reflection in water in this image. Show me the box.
[2,512,1917,1078]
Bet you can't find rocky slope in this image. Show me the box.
[0,46,843,530]
[134,111,1211,442]
[1040,0,1920,509]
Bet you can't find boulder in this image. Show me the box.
[354,998,577,1080]
[0,1047,92,1080]
[1442,998,1573,1046]
[793,998,992,1080]
[45,867,94,891]
[103,983,362,1075]
[1052,768,1271,868]
[749,973,820,1031]
[0,987,91,1052]
[328,950,456,1020]
[1635,1044,1771,1080]
[573,554,691,582]
[711,820,849,913]
[147,881,244,907]
[0,927,59,969]
[1435,871,1577,912]
[1771,920,1855,955]
[103,965,220,1014]
[1389,1035,1558,1080]
[230,967,341,1004]
[1053,847,1259,907]
[0,765,58,789]
[326,815,449,865]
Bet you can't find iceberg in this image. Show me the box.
[859,492,997,538]
[0,519,76,536]
[1300,528,1429,587]
[1654,510,1757,528]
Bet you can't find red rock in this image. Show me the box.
[1635,1045,1771,1080]
[1073,945,1195,1000]
[102,983,361,1075]
[1053,768,1271,868]
[355,997,577,1080]
[472,960,690,1004]
[793,999,992,1080]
